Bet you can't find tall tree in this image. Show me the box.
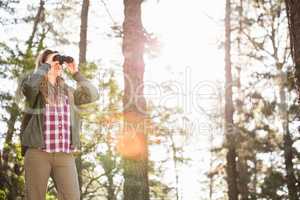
[26,0,45,53]
[284,1,300,199]
[224,0,238,199]
[121,0,149,199]
[235,0,250,199]
[79,0,89,65]
[77,0,90,198]
[285,0,300,96]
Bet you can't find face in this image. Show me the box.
[47,53,63,77]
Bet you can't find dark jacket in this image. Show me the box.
[20,63,99,152]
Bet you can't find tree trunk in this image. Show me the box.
[284,1,300,199]
[122,0,149,199]
[236,0,249,199]
[285,0,300,98]
[238,158,249,200]
[77,0,90,199]
[224,0,238,199]
[25,0,45,53]
[0,103,19,200]
[208,127,214,200]
[283,129,298,200]
[279,72,298,200]
[79,0,89,65]
[285,0,300,68]
[252,156,258,199]
[107,173,116,200]
[106,151,116,200]
[170,134,180,200]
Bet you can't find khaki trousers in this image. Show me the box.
[24,148,80,200]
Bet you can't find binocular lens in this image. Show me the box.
[53,55,74,65]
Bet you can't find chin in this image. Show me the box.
[55,71,62,76]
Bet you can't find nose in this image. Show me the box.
[54,63,62,70]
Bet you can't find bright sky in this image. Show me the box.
[109,1,225,199]
[0,0,225,199]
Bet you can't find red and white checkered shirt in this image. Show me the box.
[42,92,74,153]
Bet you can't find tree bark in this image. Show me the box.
[0,102,19,200]
[170,134,180,200]
[283,129,298,200]
[279,71,298,200]
[284,1,300,199]
[285,0,300,96]
[79,0,89,65]
[285,0,300,65]
[77,0,90,199]
[122,0,149,199]
[237,1,250,199]
[26,0,45,53]
[224,0,238,199]
[106,150,116,200]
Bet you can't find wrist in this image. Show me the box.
[72,70,79,77]
[71,69,79,75]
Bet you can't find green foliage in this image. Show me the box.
[260,170,286,200]
[46,193,57,200]
[76,62,98,80]
[0,190,7,200]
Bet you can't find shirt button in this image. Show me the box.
[58,124,62,128]
[59,135,62,139]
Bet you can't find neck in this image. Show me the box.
[48,74,58,86]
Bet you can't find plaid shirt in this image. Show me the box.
[41,84,74,153]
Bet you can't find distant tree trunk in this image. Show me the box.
[25,0,45,53]
[208,128,214,200]
[236,0,249,199]
[169,133,180,200]
[105,147,116,200]
[284,1,300,199]
[285,0,300,137]
[279,71,298,200]
[224,0,238,200]
[285,0,300,90]
[122,0,149,199]
[238,158,249,200]
[79,0,89,65]
[0,102,19,200]
[77,0,89,199]
[252,157,258,199]
[283,125,298,200]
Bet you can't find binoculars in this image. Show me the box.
[53,54,74,65]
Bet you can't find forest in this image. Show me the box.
[1,0,300,200]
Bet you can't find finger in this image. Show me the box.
[54,62,61,67]
[52,61,60,67]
